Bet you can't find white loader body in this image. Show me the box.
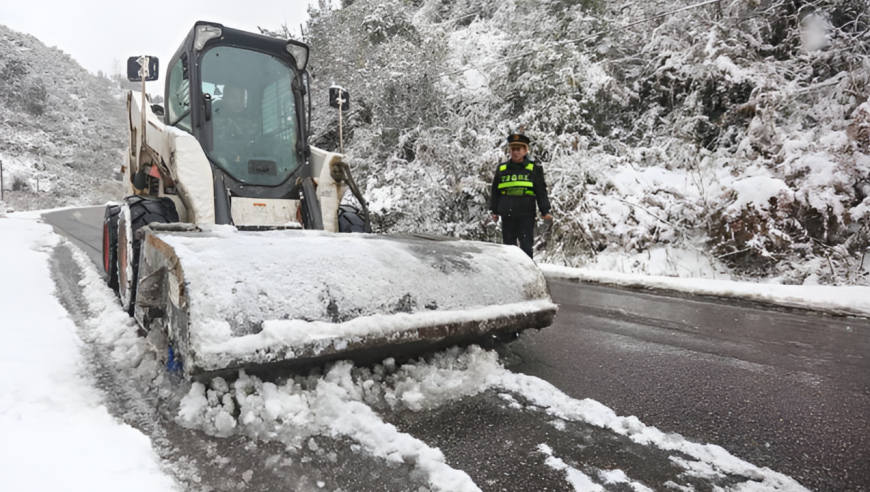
[126,91,347,230]
[105,21,557,380]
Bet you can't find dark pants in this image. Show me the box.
[501,214,535,258]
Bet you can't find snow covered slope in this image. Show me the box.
[0,24,126,211]
[303,0,870,285]
[3,0,869,287]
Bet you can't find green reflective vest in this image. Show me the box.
[497,163,536,196]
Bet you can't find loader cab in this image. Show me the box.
[164,22,310,200]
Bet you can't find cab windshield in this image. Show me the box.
[201,46,300,186]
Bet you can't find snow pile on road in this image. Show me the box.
[537,443,659,492]
[0,214,176,492]
[540,263,870,317]
[177,357,484,492]
[175,346,808,492]
[494,367,807,492]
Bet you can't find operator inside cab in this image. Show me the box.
[212,85,260,171]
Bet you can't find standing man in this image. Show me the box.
[490,133,552,258]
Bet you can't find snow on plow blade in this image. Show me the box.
[134,225,557,379]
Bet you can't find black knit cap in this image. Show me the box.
[507,133,531,148]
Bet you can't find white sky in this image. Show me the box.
[0,0,317,77]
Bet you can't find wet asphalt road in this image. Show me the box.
[42,206,105,269]
[507,279,870,491]
[42,207,870,491]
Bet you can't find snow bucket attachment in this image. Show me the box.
[133,225,557,379]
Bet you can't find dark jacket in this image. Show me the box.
[490,157,550,217]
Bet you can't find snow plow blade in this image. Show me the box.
[134,225,557,379]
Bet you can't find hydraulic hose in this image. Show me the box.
[336,161,372,233]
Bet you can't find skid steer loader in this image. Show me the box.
[102,21,557,380]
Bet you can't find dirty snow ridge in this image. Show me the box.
[176,363,482,492]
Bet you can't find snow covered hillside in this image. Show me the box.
[301,0,870,285]
[0,24,126,212]
[3,0,870,286]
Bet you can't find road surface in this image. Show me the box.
[507,279,870,491]
[42,206,870,491]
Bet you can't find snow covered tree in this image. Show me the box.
[293,0,870,284]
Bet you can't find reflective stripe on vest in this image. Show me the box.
[499,163,534,172]
[501,188,535,196]
[498,180,533,189]
[497,162,535,195]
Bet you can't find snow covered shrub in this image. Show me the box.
[707,177,800,272]
[294,0,870,282]
[362,1,418,44]
[849,102,870,152]
[0,58,47,116]
[23,81,47,116]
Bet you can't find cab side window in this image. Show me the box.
[167,55,192,132]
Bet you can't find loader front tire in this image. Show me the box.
[102,203,121,293]
[118,196,179,315]
[338,204,367,233]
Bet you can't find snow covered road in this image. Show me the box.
[1,210,821,491]
[0,213,176,492]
